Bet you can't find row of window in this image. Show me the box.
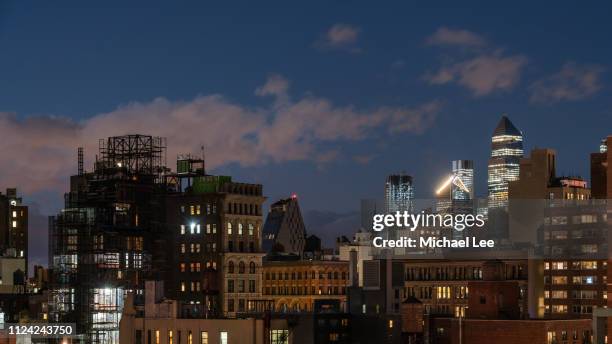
[178,241,257,254]
[544,229,603,240]
[139,329,224,344]
[265,271,348,281]
[547,275,602,285]
[264,286,346,296]
[227,279,256,293]
[226,202,259,216]
[181,203,218,216]
[227,261,256,274]
[227,240,256,253]
[543,244,600,254]
[544,290,604,300]
[404,286,469,300]
[545,261,602,270]
[180,223,219,235]
[405,266,487,281]
[544,214,604,226]
[546,304,596,315]
[546,329,591,344]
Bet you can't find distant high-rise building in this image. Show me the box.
[488,115,524,209]
[451,160,474,202]
[262,196,307,256]
[435,160,474,215]
[591,136,611,199]
[360,199,381,232]
[384,174,414,213]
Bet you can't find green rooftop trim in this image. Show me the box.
[192,175,232,194]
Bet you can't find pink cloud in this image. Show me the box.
[425,52,528,96]
[0,75,441,196]
[529,62,605,103]
[315,23,361,53]
[426,27,486,47]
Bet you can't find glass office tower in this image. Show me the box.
[384,174,414,214]
[487,115,524,209]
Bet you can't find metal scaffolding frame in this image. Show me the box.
[50,135,168,344]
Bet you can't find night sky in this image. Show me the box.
[0,1,611,267]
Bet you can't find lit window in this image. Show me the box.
[227,222,232,235]
[200,332,208,344]
[12,211,17,218]
[388,320,393,328]
[155,330,160,344]
[220,331,228,344]
[270,330,289,344]
[168,330,174,344]
[12,221,17,228]
[181,282,186,292]
[180,225,185,235]
[238,223,243,235]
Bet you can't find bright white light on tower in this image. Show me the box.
[436,176,454,195]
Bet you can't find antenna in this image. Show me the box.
[78,147,84,175]
[201,145,206,175]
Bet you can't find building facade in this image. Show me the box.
[488,115,524,209]
[262,196,307,256]
[0,188,28,262]
[384,174,414,214]
[261,260,349,313]
[165,157,266,318]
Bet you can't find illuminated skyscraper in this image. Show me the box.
[384,174,414,213]
[487,116,523,209]
[435,160,474,214]
[452,160,474,202]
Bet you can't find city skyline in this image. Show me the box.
[1,3,612,344]
[1,3,610,212]
[1,2,611,270]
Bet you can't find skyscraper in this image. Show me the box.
[487,115,524,209]
[435,160,474,215]
[384,174,414,214]
[451,160,474,203]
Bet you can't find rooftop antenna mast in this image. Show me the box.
[78,147,84,175]
[201,145,206,175]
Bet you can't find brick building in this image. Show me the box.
[261,259,349,312]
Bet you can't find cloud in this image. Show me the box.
[255,74,289,98]
[0,75,442,197]
[529,62,605,103]
[425,52,528,96]
[425,27,528,96]
[426,27,486,47]
[315,24,361,52]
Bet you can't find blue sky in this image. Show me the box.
[1,2,611,266]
